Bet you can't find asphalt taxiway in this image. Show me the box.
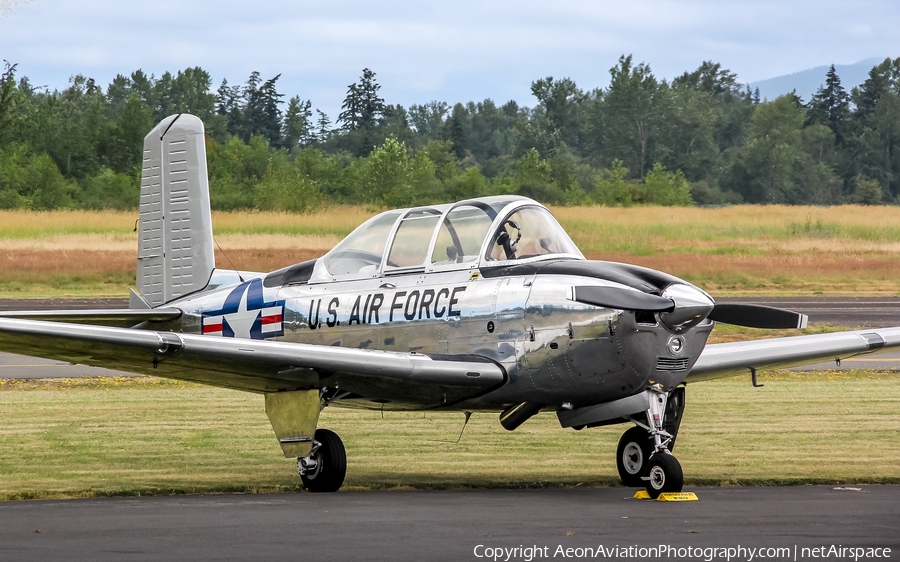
[1,486,897,561]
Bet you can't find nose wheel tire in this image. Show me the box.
[299,428,347,493]
[616,426,654,487]
[645,453,683,499]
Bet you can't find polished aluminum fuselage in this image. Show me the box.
[173,265,712,412]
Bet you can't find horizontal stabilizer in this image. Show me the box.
[708,303,808,329]
[0,309,182,328]
[570,285,674,312]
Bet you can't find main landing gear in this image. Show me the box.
[298,428,347,493]
[616,386,685,499]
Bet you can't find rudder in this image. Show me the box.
[136,114,215,307]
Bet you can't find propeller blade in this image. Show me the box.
[570,286,674,312]
[708,303,808,329]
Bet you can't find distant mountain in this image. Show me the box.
[748,58,885,103]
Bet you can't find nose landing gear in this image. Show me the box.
[616,386,685,499]
[645,453,683,497]
[616,426,654,487]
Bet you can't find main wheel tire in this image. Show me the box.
[616,426,654,487]
[644,453,683,499]
[300,428,347,493]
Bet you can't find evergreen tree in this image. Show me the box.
[337,68,385,156]
[315,110,332,145]
[852,58,894,122]
[242,72,284,145]
[849,58,900,198]
[338,68,385,132]
[216,78,243,137]
[444,103,469,159]
[807,65,851,144]
[282,96,313,151]
[0,61,19,145]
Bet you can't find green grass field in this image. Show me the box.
[1,372,897,500]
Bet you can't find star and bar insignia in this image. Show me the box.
[201,278,285,340]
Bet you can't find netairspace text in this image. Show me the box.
[472,544,892,561]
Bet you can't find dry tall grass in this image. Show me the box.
[2,205,900,297]
[551,204,900,236]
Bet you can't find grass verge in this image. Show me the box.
[0,372,897,500]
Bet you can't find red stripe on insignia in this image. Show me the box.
[204,323,223,333]
[261,314,282,325]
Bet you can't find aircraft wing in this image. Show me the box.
[688,327,900,382]
[0,318,505,407]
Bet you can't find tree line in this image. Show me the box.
[0,55,899,211]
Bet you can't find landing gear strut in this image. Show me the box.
[299,428,347,493]
[616,386,685,498]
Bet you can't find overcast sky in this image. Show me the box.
[1,0,897,119]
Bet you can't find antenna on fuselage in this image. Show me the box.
[214,237,245,283]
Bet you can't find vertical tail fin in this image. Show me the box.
[136,114,215,307]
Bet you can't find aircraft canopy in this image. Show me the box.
[309,196,583,283]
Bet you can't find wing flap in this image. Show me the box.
[0,318,505,405]
[689,327,900,381]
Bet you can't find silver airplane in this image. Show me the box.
[1,114,898,498]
